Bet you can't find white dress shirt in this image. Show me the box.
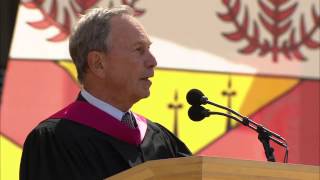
[80,89,128,122]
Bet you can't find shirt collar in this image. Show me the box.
[80,89,128,121]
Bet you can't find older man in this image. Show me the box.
[20,5,191,180]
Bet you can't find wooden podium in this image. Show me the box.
[107,156,319,180]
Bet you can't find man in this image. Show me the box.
[20,5,191,180]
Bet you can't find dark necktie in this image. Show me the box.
[121,112,136,129]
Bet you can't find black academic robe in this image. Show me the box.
[20,102,191,180]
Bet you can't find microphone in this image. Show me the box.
[186,89,285,141]
[188,105,210,121]
[188,106,243,123]
[186,89,289,163]
[186,89,208,106]
[187,89,243,117]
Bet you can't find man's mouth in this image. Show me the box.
[140,75,153,86]
[140,77,152,85]
[140,73,154,81]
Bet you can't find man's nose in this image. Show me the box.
[146,51,157,68]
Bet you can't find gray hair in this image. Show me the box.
[69,5,133,83]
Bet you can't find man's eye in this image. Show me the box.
[135,47,145,54]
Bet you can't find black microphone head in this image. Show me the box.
[186,89,207,105]
[188,105,209,121]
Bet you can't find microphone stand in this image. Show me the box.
[242,116,277,162]
[257,125,275,162]
[207,109,287,163]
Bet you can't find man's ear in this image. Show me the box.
[87,51,106,78]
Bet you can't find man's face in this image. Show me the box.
[102,15,157,104]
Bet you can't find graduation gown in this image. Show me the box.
[20,100,191,180]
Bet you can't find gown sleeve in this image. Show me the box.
[19,124,100,180]
[154,123,192,157]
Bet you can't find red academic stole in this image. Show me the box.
[49,101,148,145]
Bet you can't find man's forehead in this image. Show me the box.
[110,15,150,46]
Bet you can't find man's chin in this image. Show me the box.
[132,89,150,103]
[141,90,150,99]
